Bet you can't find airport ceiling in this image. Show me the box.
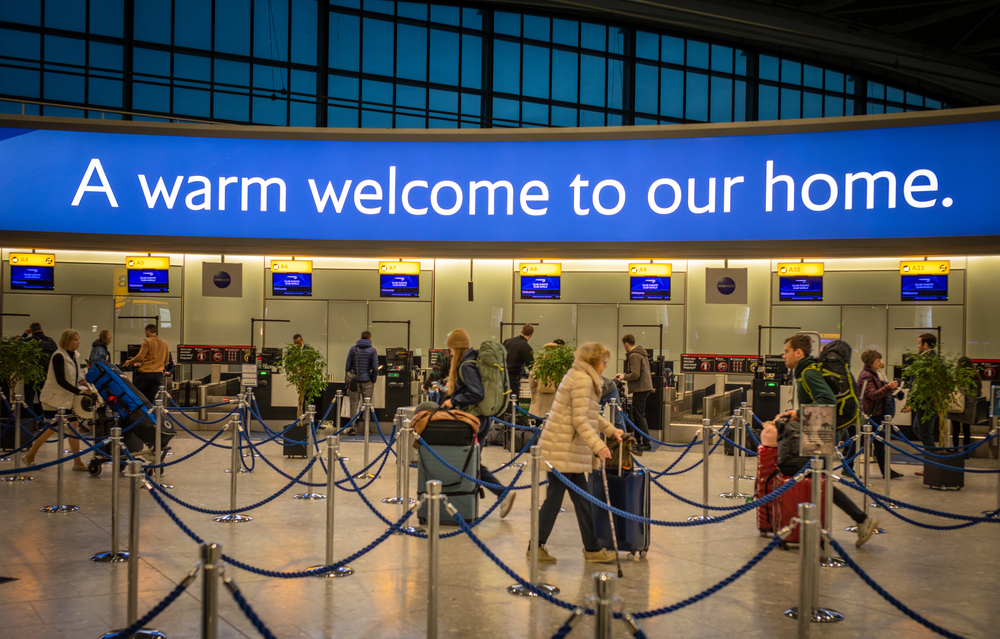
[490,0,1000,106]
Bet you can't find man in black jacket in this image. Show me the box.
[502,324,534,398]
[21,322,57,418]
[902,333,939,466]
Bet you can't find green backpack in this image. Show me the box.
[459,341,510,418]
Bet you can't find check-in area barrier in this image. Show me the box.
[3,390,999,639]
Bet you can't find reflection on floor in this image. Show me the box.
[2,429,998,639]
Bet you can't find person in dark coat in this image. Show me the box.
[615,334,653,450]
[502,324,535,398]
[855,349,902,479]
[346,331,379,418]
[947,356,981,451]
[89,329,112,366]
[21,322,58,418]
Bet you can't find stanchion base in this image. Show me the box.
[224,468,251,474]
[213,514,253,523]
[686,515,716,522]
[819,557,847,568]
[308,564,354,578]
[390,526,418,535]
[737,475,755,481]
[981,509,998,517]
[784,607,845,623]
[100,628,167,638]
[293,492,327,500]
[353,472,378,480]
[382,497,415,504]
[870,501,899,509]
[90,551,129,563]
[510,462,525,468]
[719,492,751,499]
[140,483,173,491]
[0,475,33,482]
[40,505,79,513]
[242,452,260,458]
[507,583,560,597]
[0,456,10,462]
[340,456,351,462]
[845,526,886,535]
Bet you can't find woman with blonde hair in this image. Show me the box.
[23,329,93,470]
[533,342,623,564]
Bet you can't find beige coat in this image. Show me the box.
[528,369,557,418]
[539,360,616,474]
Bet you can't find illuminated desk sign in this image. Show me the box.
[778,262,824,301]
[271,260,313,297]
[126,255,169,293]
[379,261,420,297]
[629,263,672,300]
[9,253,55,290]
[520,263,561,300]
[900,260,949,301]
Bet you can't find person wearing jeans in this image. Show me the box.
[346,331,379,420]
[615,334,653,451]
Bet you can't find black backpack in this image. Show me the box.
[800,340,860,430]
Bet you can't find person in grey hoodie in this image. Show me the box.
[615,334,653,450]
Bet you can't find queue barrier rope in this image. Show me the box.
[879,437,1000,473]
[880,421,998,459]
[0,438,109,474]
[621,412,698,448]
[103,565,200,639]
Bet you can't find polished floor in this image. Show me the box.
[2,423,998,639]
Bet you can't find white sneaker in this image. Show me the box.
[856,516,879,547]
[499,492,517,519]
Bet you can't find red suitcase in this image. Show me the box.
[755,445,779,534]
[771,471,826,544]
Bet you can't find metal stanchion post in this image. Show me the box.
[239,391,258,459]
[1,395,32,482]
[293,406,325,500]
[985,421,1000,517]
[739,402,754,480]
[101,461,165,638]
[309,437,354,577]
[202,543,221,639]
[847,424,885,533]
[383,410,405,504]
[91,427,128,562]
[223,394,248,475]
[393,422,418,535]
[819,452,845,568]
[355,398,377,479]
[149,398,174,489]
[214,420,253,522]
[509,394,524,468]
[508,446,559,597]
[334,390,349,461]
[687,419,715,521]
[874,417,898,510]
[427,479,441,639]
[784,501,844,629]
[41,408,78,513]
[593,572,616,639]
[721,409,749,499]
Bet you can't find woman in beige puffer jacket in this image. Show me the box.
[533,343,623,565]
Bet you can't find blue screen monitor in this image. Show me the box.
[901,274,948,301]
[521,275,560,299]
[779,275,823,301]
[127,269,169,293]
[381,274,419,297]
[630,276,671,301]
[10,265,54,290]
[272,272,312,296]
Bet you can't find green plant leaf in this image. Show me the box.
[904,350,980,421]
[282,343,328,410]
[531,341,576,388]
[0,335,46,399]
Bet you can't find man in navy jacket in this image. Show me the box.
[346,331,379,420]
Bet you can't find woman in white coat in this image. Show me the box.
[533,342,623,564]
[23,329,93,470]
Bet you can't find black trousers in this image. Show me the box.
[951,422,972,448]
[630,390,651,441]
[477,417,503,497]
[913,409,939,448]
[132,371,163,405]
[833,487,867,525]
[538,471,600,552]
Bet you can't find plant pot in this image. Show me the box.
[923,449,965,491]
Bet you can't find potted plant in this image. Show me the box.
[530,341,575,390]
[903,349,980,488]
[282,342,328,416]
[0,335,46,407]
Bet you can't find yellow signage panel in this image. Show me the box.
[379,261,420,275]
[126,256,170,270]
[777,262,824,276]
[271,260,313,274]
[900,260,950,275]
[519,263,561,276]
[9,253,55,266]
[629,263,671,277]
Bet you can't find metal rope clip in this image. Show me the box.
[560,607,586,630]
[408,494,429,513]
[444,500,458,517]
[776,517,800,540]
[620,610,644,635]
[180,562,203,588]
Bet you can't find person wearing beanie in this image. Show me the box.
[442,328,517,518]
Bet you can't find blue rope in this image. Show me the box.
[492,416,540,432]
[836,476,1000,526]
[170,405,239,425]
[642,436,700,477]
[652,422,730,476]
[416,438,538,491]
[489,427,542,473]
[144,426,228,469]
[880,438,1000,473]
[622,412,704,448]
[228,583,278,639]
[167,413,230,448]
[239,421,256,473]
[715,429,758,456]
[885,424,996,458]
[0,438,109,474]
[827,537,970,639]
[146,457,318,515]
[516,406,546,422]
[103,575,194,639]
[167,397,232,411]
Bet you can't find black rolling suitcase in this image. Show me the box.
[85,361,175,452]
[283,422,308,458]
[589,468,651,559]
[416,413,479,525]
[169,380,201,408]
[923,451,965,490]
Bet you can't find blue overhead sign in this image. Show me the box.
[1,116,999,243]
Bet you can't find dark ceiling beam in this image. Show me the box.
[957,36,1000,55]
[881,0,1000,34]
[483,0,1000,103]
[805,0,862,14]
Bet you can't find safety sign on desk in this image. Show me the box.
[681,354,757,374]
[241,364,258,388]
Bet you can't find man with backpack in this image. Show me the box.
[779,334,880,547]
[21,322,58,418]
